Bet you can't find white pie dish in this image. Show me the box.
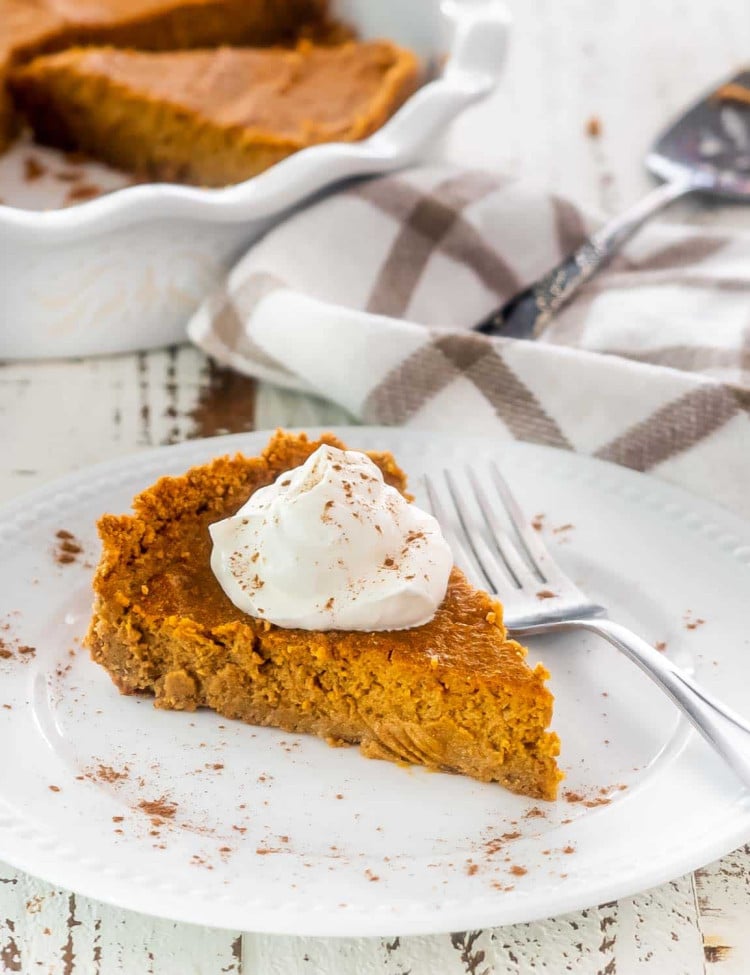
[0,0,510,360]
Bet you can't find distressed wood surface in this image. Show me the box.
[2,0,750,970]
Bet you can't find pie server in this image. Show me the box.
[475,68,750,339]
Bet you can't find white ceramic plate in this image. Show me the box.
[1,428,749,937]
[0,0,509,359]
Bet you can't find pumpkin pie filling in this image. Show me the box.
[85,430,562,800]
[8,39,420,185]
[0,0,331,149]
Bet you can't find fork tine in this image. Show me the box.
[465,466,544,586]
[423,474,487,590]
[443,469,519,595]
[489,461,554,581]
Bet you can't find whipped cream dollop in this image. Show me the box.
[209,444,453,631]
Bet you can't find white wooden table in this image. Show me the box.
[3,0,750,970]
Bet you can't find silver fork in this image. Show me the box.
[424,463,750,790]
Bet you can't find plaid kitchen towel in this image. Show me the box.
[187,166,750,516]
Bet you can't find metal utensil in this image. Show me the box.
[474,69,750,339]
[424,463,750,789]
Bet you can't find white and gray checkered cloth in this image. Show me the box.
[188,166,750,516]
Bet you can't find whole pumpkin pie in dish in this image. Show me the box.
[9,39,420,186]
[85,430,562,801]
[0,0,330,149]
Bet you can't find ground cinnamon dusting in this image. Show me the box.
[586,116,602,137]
[48,785,60,792]
[54,529,83,565]
[485,828,525,856]
[0,628,36,661]
[583,796,611,808]
[564,790,584,803]
[654,641,667,652]
[509,865,527,876]
[138,797,177,819]
[524,806,545,818]
[24,155,46,180]
[536,589,556,600]
[86,763,129,784]
[65,182,102,204]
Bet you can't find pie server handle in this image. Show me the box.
[474,176,695,340]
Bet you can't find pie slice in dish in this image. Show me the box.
[85,431,562,800]
[0,0,330,149]
[9,40,420,185]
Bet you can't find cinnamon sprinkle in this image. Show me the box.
[138,797,177,819]
[24,155,46,181]
[524,806,545,818]
[65,182,102,205]
[86,763,129,784]
[54,529,83,565]
[585,116,602,138]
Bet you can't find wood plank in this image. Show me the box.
[0,865,242,974]
[243,879,705,974]
[616,876,704,974]
[695,844,750,972]
[0,347,261,502]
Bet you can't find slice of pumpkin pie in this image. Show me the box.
[85,431,562,800]
[9,39,420,185]
[0,0,331,149]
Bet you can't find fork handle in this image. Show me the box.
[474,176,696,340]
[520,617,750,788]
